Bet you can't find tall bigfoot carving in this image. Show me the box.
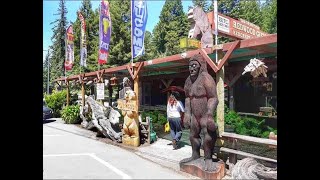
[181,54,219,171]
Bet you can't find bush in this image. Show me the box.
[223,106,277,138]
[44,90,67,117]
[225,110,241,126]
[61,105,80,124]
[158,113,167,125]
[141,110,167,125]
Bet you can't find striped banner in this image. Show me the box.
[65,25,74,71]
[99,0,111,65]
[78,11,87,67]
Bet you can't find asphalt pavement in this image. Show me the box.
[43,118,199,179]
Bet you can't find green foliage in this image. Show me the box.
[43,50,51,93]
[158,113,167,125]
[107,0,132,66]
[66,0,99,75]
[153,0,190,56]
[49,0,68,82]
[135,31,157,62]
[192,0,209,12]
[225,110,241,125]
[261,125,277,138]
[141,110,167,125]
[61,105,80,124]
[221,105,277,138]
[236,0,262,27]
[260,0,277,33]
[44,90,67,117]
[208,0,241,19]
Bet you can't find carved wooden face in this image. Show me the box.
[189,60,200,77]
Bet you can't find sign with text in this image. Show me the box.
[96,83,105,100]
[131,0,148,58]
[207,12,269,40]
[117,99,137,112]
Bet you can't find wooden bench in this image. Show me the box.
[220,132,277,164]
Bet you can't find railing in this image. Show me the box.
[220,132,277,164]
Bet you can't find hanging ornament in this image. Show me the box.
[242,58,268,78]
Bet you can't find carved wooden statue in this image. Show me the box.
[118,77,140,147]
[189,6,213,48]
[180,54,219,171]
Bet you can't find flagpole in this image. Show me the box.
[65,27,67,84]
[214,0,218,63]
[99,3,101,71]
[79,11,83,75]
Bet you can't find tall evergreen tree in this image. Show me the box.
[207,0,241,43]
[208,0,240,19]
[153,0,189,56]
[66,0,100,76]
[192,0,209,12]
[135,31,157,62]
[236,0,262,27]
[108,0,131,66]
[260,0,277,33]
[43,51,50,93]
[50,0,68,81]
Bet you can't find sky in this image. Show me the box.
[43,0,197,60]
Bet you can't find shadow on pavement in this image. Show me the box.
[43,119,56,124]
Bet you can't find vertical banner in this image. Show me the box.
[78,11,87,67]
[131,0,148,59]
[65,25,74,71]
[99,0,111,65]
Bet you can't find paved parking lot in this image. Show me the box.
[43,119,192,179]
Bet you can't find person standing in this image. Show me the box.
[167,91,184,149]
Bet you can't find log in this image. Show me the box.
[80,95,122,142]
[231,158,277,179]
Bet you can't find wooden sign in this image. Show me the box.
[180,38,201,49]
[96,83,105,100]
[207,11,269,40]
[117,99,137,112]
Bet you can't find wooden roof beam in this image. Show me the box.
[222,34,277,51]
[217,40,240,70]
[200,49,219,73]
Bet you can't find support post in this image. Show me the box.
[229,139,238,165]
[66,81,70,106]
[216,51,224,140]
[229,87,234,111]
[81,82,85,107]
[108,84,113,107]
[134,73,139,112]
[228,71,242,111]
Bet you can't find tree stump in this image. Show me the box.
[180,157,225,179]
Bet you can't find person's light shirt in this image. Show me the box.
[167,101,185,118]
